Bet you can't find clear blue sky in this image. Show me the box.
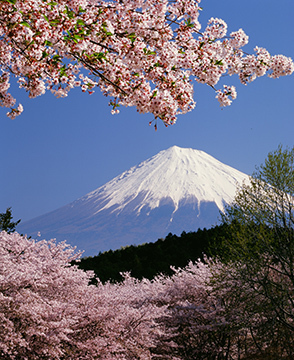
[1,0,294,223]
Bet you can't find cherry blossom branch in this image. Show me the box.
[0,0,292,123]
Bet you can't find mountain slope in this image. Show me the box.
[18,146,249,256]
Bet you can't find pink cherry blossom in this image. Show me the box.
[0,231,168,359]
[1,230,293,358]
[0,0,292,125]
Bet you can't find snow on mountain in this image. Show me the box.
[18,146,249,256]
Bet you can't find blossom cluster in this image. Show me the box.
[0,0,293,124]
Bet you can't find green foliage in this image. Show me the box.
[216,145,294,356]
[0,207,21,234]
[221,145,294,265]
[76,225,230,283]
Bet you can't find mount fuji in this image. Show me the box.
[18,146,249,256]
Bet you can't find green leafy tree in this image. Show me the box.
[0,207,21,233]
[217,145,294,358]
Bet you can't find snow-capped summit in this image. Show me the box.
[18,146,249,256]
[87,146,247,217]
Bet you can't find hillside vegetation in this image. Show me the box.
[76,225,230,282]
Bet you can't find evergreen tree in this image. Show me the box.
[0,207,21,233]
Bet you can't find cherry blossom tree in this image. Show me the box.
[0,0,293,124]
[153,258,294,359]
[0,231,87,358]
[0,231,168,359]
[71,274,171,359]
[2,230,294,359]
[0,230,232,359]
[151,260,243,360]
